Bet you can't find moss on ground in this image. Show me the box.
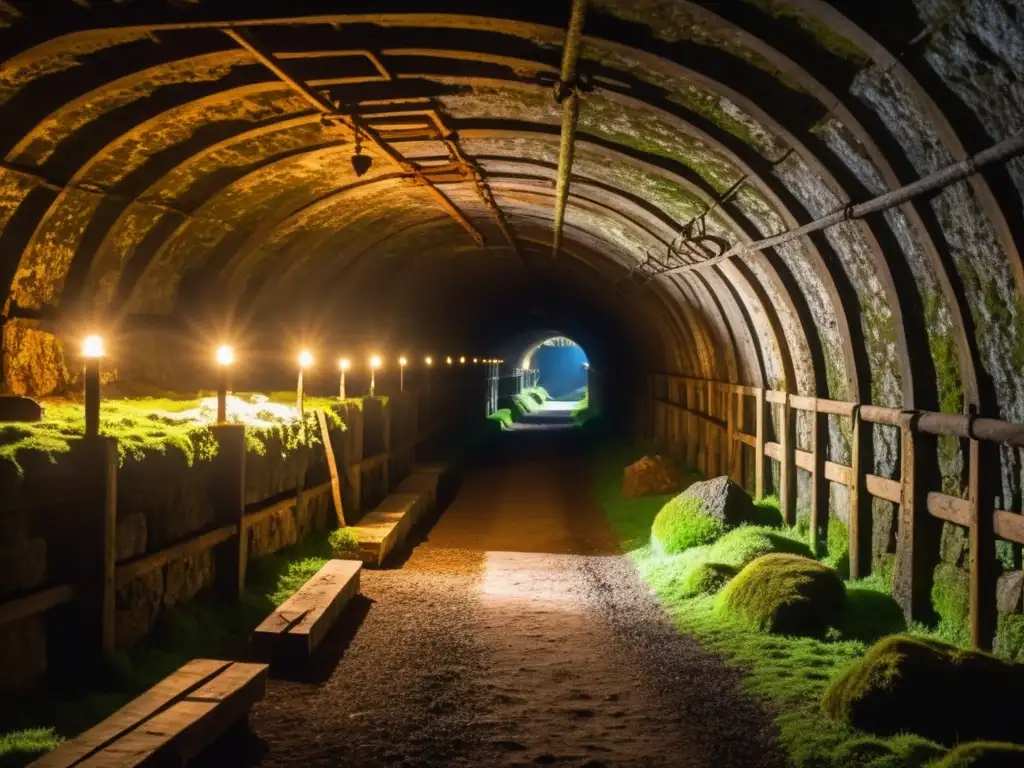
[651,494,726,555]
[0,532,333,763]
[591,442,950,767]
[679,561,738,597]
[328,527,361,559]
[487,408,515,429]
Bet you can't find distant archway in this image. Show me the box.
[522,336,589,400]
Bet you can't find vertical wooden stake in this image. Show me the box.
[382,399,392,494]
[209,424,246,597]
[968,426,997,650]
[810,405,828,556]
[893,411,940,624]
[754,387,765,499]
[316,410,346,527]
[779,395,795,526]
[848,406,871,580]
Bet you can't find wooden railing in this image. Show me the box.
[642,373,1024,650]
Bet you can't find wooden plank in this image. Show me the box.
[734,431,756,448]
[394,472,441,509]
[849,406,871,580]
[765,390,787,405]
[794,448,814,473]
[0,584,75,627]
[969,436,998,650]
[926,492,971,527]
[810,409,829,556]
[754,388,765,499]
[779,399,795,526]
[316,410,346,526]
[824,461,851,485]
[860,404,903,426]
[115,525,237,588]
[254,559,361,657]
[348,493,426,566]
[866,474,902,504]
[816,398,856,417]
[33,659,230,767]
[789,394,816,411]
[764,441,781,461]
[994,510,1024,544]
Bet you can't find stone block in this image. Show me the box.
[164,549,214,609]
[115,513,147,562]
[0,615,46,691]
[116,569,164,650]
[997,570,1023,615]
[0,538,47,599]
[1,319,71,397]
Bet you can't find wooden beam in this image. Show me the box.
[0,584,75,627]
[317,410,346,527]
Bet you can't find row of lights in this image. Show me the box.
[79,335,507,435]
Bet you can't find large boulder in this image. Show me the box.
[622,454,684,498]
[822,635,1024,747]
[0,395,43,422]
[705,526,813,569]
[651,495,726,555]
[716,553,845,636]
[676,476,756,529]
[934,742,1024,767]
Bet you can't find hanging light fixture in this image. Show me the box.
[350,127,372,177]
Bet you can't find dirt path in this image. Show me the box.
[240,424,784,768]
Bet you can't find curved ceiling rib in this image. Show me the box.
[0,0,1021,442]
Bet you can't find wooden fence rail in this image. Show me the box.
[643,373,1024,650]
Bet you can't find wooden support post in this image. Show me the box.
[968,422,998,650]
[209,425,246,597]
[810,406,828,556]
[848,406,872,579]
[893,411,941,624]
[779,396,796,526]
[66,437,118,662]
[382,399,392,494]
[732,387,744,484]
[755,387,766,499]
[346,403,364,516]
[708,381,716,476]
[316,410,345,527]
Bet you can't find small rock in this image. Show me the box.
[997,570,1023,615]
[0,395,43,422]
[675,476,755,528]
[622,455,683,498]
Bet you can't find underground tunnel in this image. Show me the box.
[1,1,1024,766]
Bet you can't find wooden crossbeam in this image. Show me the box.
[222,29,484,245]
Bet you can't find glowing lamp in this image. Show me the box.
[339,358,350,400]
[399,355,408,392]
[82,335,105,359]
[473,357,478,364]
[399,356,408,367]
[81,335,105,437]
[369,354,382,396]
[214,344,235,423]
[446,356,453,365]
[459,356,466,364]
[296,350,313,416]
[298,350,313,369]
[425,356,433,366]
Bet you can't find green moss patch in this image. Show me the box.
[822,635,1024,746]
[679,561,738,597]
[706,525,813,568]
[0,727,61,766]
[934,742,1024,767]
[328,527,361,560]
[487,408,515,429]
[651,494,726,555]
[717,553,846,636]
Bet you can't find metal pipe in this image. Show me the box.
[551,0,588,257]
[663,131,1024,276]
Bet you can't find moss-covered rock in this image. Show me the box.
[622,454,685,498]
[716,553,845,636]
[679,561,738,597]
[822,635,1024,746]
[705,526,813,569]
[934,742,1024,767]
[679,476,757,528]
[651,495,726,555]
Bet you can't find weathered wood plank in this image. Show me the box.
[32,659,231,767]
[994,510,1024,545]
[253,559,361,657]
[114,525,237,588]
[348,493,425,566]
[865,474,901,504]
[763,441,781,462]
[824,461,851,485]
[926,491,971,527]
[0,584,75,627]
[734,431,756,448]
[794,448,814,473]
[317,410,346,526]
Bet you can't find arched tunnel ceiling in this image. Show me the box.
[2,0,1024,434]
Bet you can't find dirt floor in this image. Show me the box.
[234,411,784,767]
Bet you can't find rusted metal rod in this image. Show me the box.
[663,131,1024,276]
[551,0,588,257]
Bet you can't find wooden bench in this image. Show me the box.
[33,659,267,767]
[253,559,362,658]
[348,492,426,566]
